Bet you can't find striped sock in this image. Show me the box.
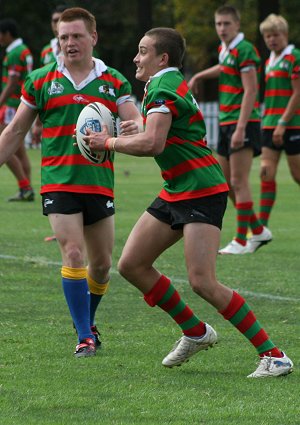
[61,266,93,342]
[144,275,206,337]
[259,181,276,226]
[249,209,264,235]
[235,202,252,245]
[87,274,110,326]
[219,291,282,357]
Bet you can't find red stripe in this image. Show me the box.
[159,291,181,311]
[41,154,113,168]
[220,65,239,76]
[173,305,194,324]
[260,199,274,207]
[219,84,243,94]
[162,154,219,181]
[159,183,229,202]
[166,135,207,148]
[219,291,245,320]
[40,184,114,197]
[236,311,256,333]
[265,89,293,97]
[176,80,189,97]
[43,125,74,138]
[250,328,269,348]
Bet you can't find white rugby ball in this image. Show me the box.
[76,102,117,164]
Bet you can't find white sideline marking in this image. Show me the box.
[1,253,299,303]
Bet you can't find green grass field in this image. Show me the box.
[0,149,299,425]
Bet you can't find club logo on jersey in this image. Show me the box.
[73,95,89,104]
[227,57,235,66]
[48,81,64,95]
[154,99,166,105]
[280,61,289,70]
[80,118,102,135]
[99,85,116,97]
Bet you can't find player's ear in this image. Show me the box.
[160,52,169,67]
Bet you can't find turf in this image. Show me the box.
[0,149,299,425]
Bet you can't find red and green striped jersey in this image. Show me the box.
[40,42,56,67]
[142,68,228,202]
[21,58,133,196]
[262,44,300,129]
[2,38,33,108]
[218,34,261,125]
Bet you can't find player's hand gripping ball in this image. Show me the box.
[76,102,117,164]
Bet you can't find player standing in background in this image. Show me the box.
[0,7,142,357]
[189,5,271,254]
[0,18,34,201]
[258,14,300,226]
[40,4,68,67]
[84,27,293,377]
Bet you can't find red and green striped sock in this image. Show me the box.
[259,181,276,226]
[235,202,252,245]
[249,209,264,235]
[144,275,206,337]
[219,291,282,358]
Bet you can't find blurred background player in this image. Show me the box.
[258,14,300,227]
[188,5,271,254]
[40,4,68,67]
[0,18,34,201]
[0,7,142,357]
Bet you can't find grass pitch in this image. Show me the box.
[0,149,299,425]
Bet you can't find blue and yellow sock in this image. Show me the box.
[61,266,93,341]
[87,274,110,326]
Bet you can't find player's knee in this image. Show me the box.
[64,245,84,267]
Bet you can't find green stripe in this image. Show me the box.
[237,210,252,216]
[229,303,250,326]
[244,321,262,339]
[168,299,186,318]
[256,340,276,354]
[262,193,276,199]
[157,285,175,305]
[180,316,200,331]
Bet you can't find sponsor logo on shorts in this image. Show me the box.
[106,200,114,209]
[44,198,54,208]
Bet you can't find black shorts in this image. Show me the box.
[262,129,300,155]
[42,192,115,226]
[217,122,261,159]
[146,192,228,231]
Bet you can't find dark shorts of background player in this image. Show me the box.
[146,192,228,231]
[42,192,115,226]
[217,122,261,159]
[262,129,300,155]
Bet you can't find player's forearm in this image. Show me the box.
[237,89,257,129]
[279,93,300,124]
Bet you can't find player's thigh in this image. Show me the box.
[287,153,300,184]
[183,222,220,279]
[84,215,114,266]
[48,213,84,250]
[217,154,230,183]
[120,211,182,268]
[260,147,281,180]
[229,147,253,183]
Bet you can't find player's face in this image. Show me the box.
[51,12,62,37]
[263,30,288,54]
[215,13,240,46]
[58,20,97,66]
[134,35,165,82]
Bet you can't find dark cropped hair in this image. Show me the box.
[0,18,19,37]
[145,27,186,68]
[215,4,241,22]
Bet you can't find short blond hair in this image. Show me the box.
[260,14,288,35]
